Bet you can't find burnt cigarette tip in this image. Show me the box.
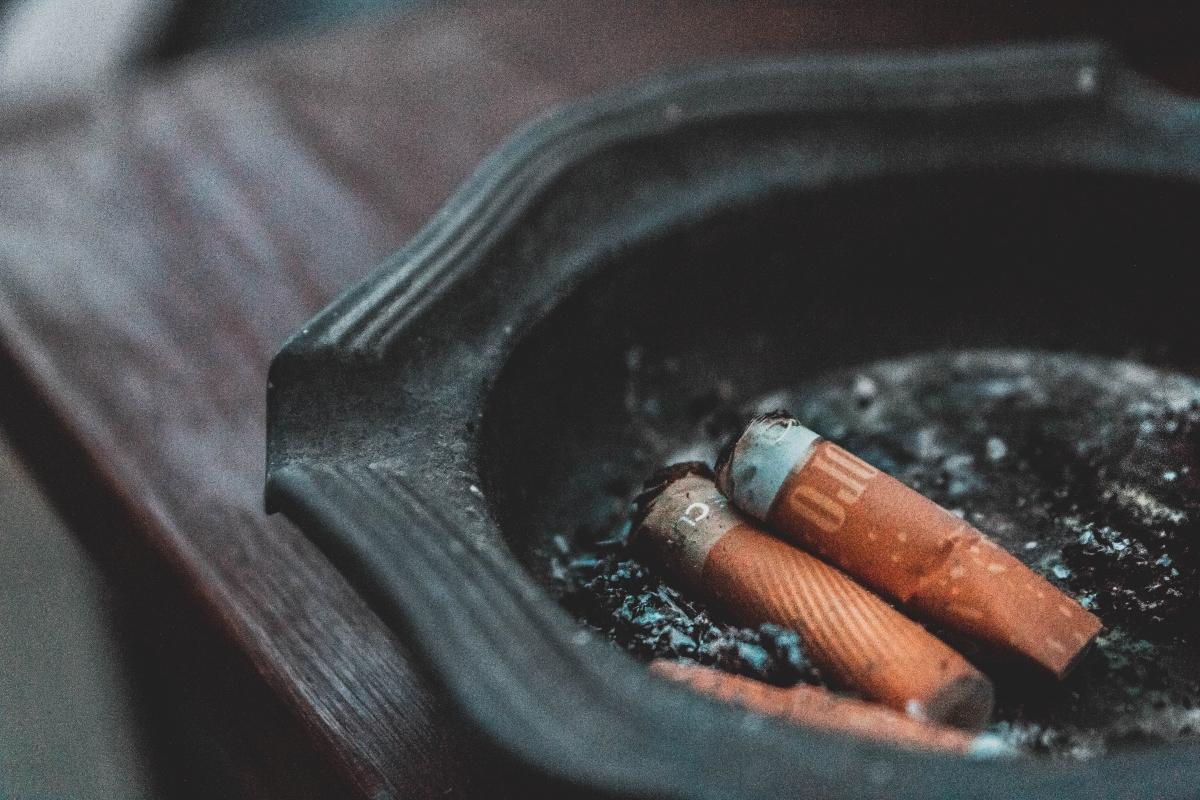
[714,410,794,487]
[713,429,741,489]
[921,672,995,732]
[629,461,714,542]
[1058,625,1103,679]
[716,410,815,520]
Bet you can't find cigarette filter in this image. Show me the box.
[632,464,993,729]
[651,660,1007,756]
[715,412,1103,679]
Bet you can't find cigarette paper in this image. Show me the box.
[651,660,1009,756]
[632,464,993,729]
[716,412,1103,679]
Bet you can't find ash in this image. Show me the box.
[555,546,822,687]
[550,350,1200,758]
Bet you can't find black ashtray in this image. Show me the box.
[266,44,1200,799]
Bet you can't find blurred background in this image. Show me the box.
[1,436,155,798]
[0,0,428,92]
[0,3,430,797]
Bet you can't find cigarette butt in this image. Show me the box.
[715,412,1103,679]
[632,464,993,729]
[651,660,1009,756]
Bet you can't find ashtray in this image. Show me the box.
[266,42,1200,799]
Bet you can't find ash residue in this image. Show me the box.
[553,544,822,687]
[549,349,1200,758]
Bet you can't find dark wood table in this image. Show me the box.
[1,2,1195,796]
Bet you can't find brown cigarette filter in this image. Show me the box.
[631,465,993,729]
[650,659,1002,756]
[716,412,1103,679]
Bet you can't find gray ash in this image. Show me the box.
[554,547,822,687]
[548,349,1200,758]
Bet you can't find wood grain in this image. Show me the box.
[0,2,1195,796]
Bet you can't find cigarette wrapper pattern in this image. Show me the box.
[633,468,993,728]
[717,413,1103,678]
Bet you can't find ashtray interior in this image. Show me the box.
[481,170,1200,758]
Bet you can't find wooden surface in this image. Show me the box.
[0,2,1195,796]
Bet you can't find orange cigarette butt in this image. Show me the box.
[651,659,990,755]
[632,465,993,729]
[716,412,1103,679]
